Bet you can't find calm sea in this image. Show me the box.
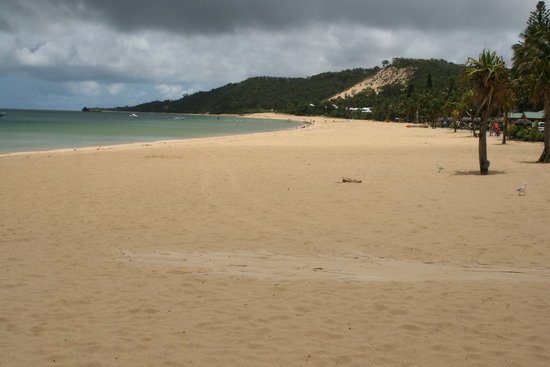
[0,109,300,154]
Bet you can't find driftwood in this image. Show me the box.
[342,177,362,183]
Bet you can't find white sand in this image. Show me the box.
[1,115,549,366]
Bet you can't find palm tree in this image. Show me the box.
[465,50,509,175]
[512,1,550,162]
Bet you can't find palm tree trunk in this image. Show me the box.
[479,110,490,174]
[538,94,550,163]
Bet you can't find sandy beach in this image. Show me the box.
[1,114,549,366]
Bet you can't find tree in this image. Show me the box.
[443,96,461,132]
[465,50,509,175]
[421,90,445,128]
[512,1,550,162]
[498,78,516,145]
[451,108,461,132]
[458,89,478,137]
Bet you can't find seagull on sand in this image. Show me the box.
[436,164,445,173]
[516,183,527,196]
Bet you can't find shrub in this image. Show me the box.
[529,129,544,141]
[506,124,519,137]
[506,125,544,141]
[520,127,543,141]
[515,128,527,139]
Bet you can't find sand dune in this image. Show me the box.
[329,66,414,100]
[1,116,549,366]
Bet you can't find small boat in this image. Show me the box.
[129,113,138,118]
[0,112,5,118]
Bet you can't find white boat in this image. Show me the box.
[129,113,138,118]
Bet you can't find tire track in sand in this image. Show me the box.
[122,250,550,283]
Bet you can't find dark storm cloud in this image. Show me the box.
[11,0,531,34]
[112,0,527,33]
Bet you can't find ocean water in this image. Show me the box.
[0,109,300,154]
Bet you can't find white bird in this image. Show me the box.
[516,183,527,196]
[436,164,445,173]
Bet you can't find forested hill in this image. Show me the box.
[113,58,465,119]
[116,68,377,115]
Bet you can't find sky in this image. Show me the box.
[0,0,536,110]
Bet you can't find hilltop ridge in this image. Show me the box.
[113,58,465,121]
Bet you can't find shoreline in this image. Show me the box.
[0,112,308,158]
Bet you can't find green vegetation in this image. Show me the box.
[115,59,465,121]
[507,125,544,141]
[512,1,550,162]
[328,58,465,122]
[117,69,378,115]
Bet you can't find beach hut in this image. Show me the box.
[508,110,544,126]
[514,118,533,127]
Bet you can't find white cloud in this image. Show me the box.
[1,12,523,86]
[66,80,102,96]
[14,43,56,67]
[155,84,184,100]
[107,83,125,95]
[0,0,533,110]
